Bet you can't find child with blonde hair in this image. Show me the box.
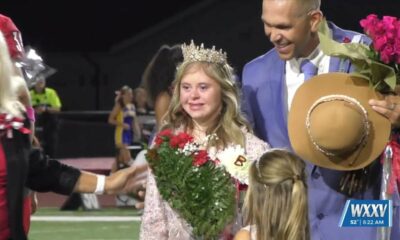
[235,149,309,240]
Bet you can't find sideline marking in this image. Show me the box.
[31,216,141,222]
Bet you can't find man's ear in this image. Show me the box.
[309,10,323,33]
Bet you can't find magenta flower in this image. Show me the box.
[360,14,400,66]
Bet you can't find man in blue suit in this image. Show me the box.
[242,0,400,239]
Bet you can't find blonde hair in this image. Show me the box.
[244,149,309,240]
[0,31,24,117]
[162,61,250,148]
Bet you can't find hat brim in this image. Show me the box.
[288,73,390,171]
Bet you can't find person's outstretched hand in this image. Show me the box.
[105,166,137,194]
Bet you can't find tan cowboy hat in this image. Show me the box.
[288,73,391,171]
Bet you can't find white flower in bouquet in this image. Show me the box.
[216,145,251,184]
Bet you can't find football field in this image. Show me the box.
[29,208,141,240]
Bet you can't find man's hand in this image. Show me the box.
[104,166,137,195]
[125,178,146,209]
[135,190,145,209]
[124,174,147,199]
[369,95,400,127]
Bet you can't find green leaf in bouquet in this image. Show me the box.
[146,132,236,239]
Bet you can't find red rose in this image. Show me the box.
[176,132,193,148]
[154,135,164,146]
[159,129,173,138]
[169,135,181,148]
[193,150,209,167]
[169,132,194,149]
[154,129,173,146]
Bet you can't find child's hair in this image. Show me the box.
[244,149,309,240]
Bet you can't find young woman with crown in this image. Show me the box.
[139,41,270,240]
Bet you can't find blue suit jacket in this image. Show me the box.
[242,22,399,240]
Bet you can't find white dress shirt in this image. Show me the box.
[285,46,330,110]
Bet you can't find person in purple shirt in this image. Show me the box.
[241,0,400,239]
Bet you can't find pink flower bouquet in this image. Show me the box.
[318,16,400,93]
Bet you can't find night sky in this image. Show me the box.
[2,0,400,52]
[2,0,197,52]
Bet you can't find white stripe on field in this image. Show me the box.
[31,216,141,222]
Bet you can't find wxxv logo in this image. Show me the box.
[339,200,392,227]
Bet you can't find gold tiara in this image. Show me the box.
[181,40,227,65]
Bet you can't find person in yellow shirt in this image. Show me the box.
[30,75,61,113]
[30,74,61,157]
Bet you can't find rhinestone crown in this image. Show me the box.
[181,40,227,64]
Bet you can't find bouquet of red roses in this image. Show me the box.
[146,129,236,239]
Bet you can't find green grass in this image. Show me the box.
[33,207,142,216]
[29,208,141,240]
